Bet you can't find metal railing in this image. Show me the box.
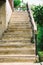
[26,3,37,55]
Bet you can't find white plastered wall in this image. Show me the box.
[0,0,12,38]
[6,0,12,28]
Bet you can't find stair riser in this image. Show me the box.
[0,59,35,62]
[3,35,32,38]
[8,26,31,29]
[3,34,32,37]
[11,16,29,19]
[2,41,31,43]
[9,23,31,25]
[4,32,32,35]
[12,14,28,16]
[2,39,31,42]
[10,20,30,22]
[10,14,29,18]
[7,29,32,32]
[6,30,32,33]
[0,40,31,43]
[0,57,36,62]
[0,43,35,48]
[12,13,28,15]
[0,45,35,48]
[4,31,32,34]
[12,12,28,14]
[2,38,31,41]
[11,18,29,21]
[10,20,29,22]
[0,49,35,55]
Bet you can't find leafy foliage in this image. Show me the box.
[38,51,43,61]
[38,51,43,56]
[31,5,43,51]
[14,0,21,7]
[32,5,43,26]
[20,3,27,11]
[37,25,43,51]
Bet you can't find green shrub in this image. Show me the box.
[31,5,43,51]
[32,5,43,26]
[14,0,21,7]
[38,51,43,61]
[37,25,43,51]
[38,51,43,56]
[21,3,27,11]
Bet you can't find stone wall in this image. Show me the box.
[0,2,6,38]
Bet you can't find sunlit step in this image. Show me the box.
[0,54,36,62]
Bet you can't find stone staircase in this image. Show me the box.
[0,10,36,62]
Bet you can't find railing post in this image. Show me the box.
[35,32,37,55]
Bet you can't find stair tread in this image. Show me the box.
[0,42,35,46]
[4,32,32,35]
[0,47,35,50]
[3,34,32,37]
[0,40,31,42]
[7,29,32,31]
[2,40,31,42]
[9,20,31,23]
[0,54,36,57]
[0,42,35,47]
[0,43,35,49]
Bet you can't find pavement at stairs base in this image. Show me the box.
[0,63,42,65]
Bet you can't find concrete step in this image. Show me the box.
[3,32,32,37]
[12,13,28,16]
[4,30,32,35]
[8,28,31,30]
[11,16,29,19]
[10,22,30,24]
[3,30,32,35]
[0,39,31,43]
[7,28,32,32]
[12,11,28,15]
[10,17,29,20]
[2,37,31,42]
[9,23,31,27]
[0,54,36,62]
[12,11,28,14]
[8,23,31,28]
[8,26,31,30]
[2,33,32,39]
[8,23,31,26]
[10,19,29,22]
[9,22,31,24]
[10,11,30,25]
[0,63,40,65]
[0,47,35,55]
[0,42,35,48]
[11,15,29,18]
[3,34,31,37]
